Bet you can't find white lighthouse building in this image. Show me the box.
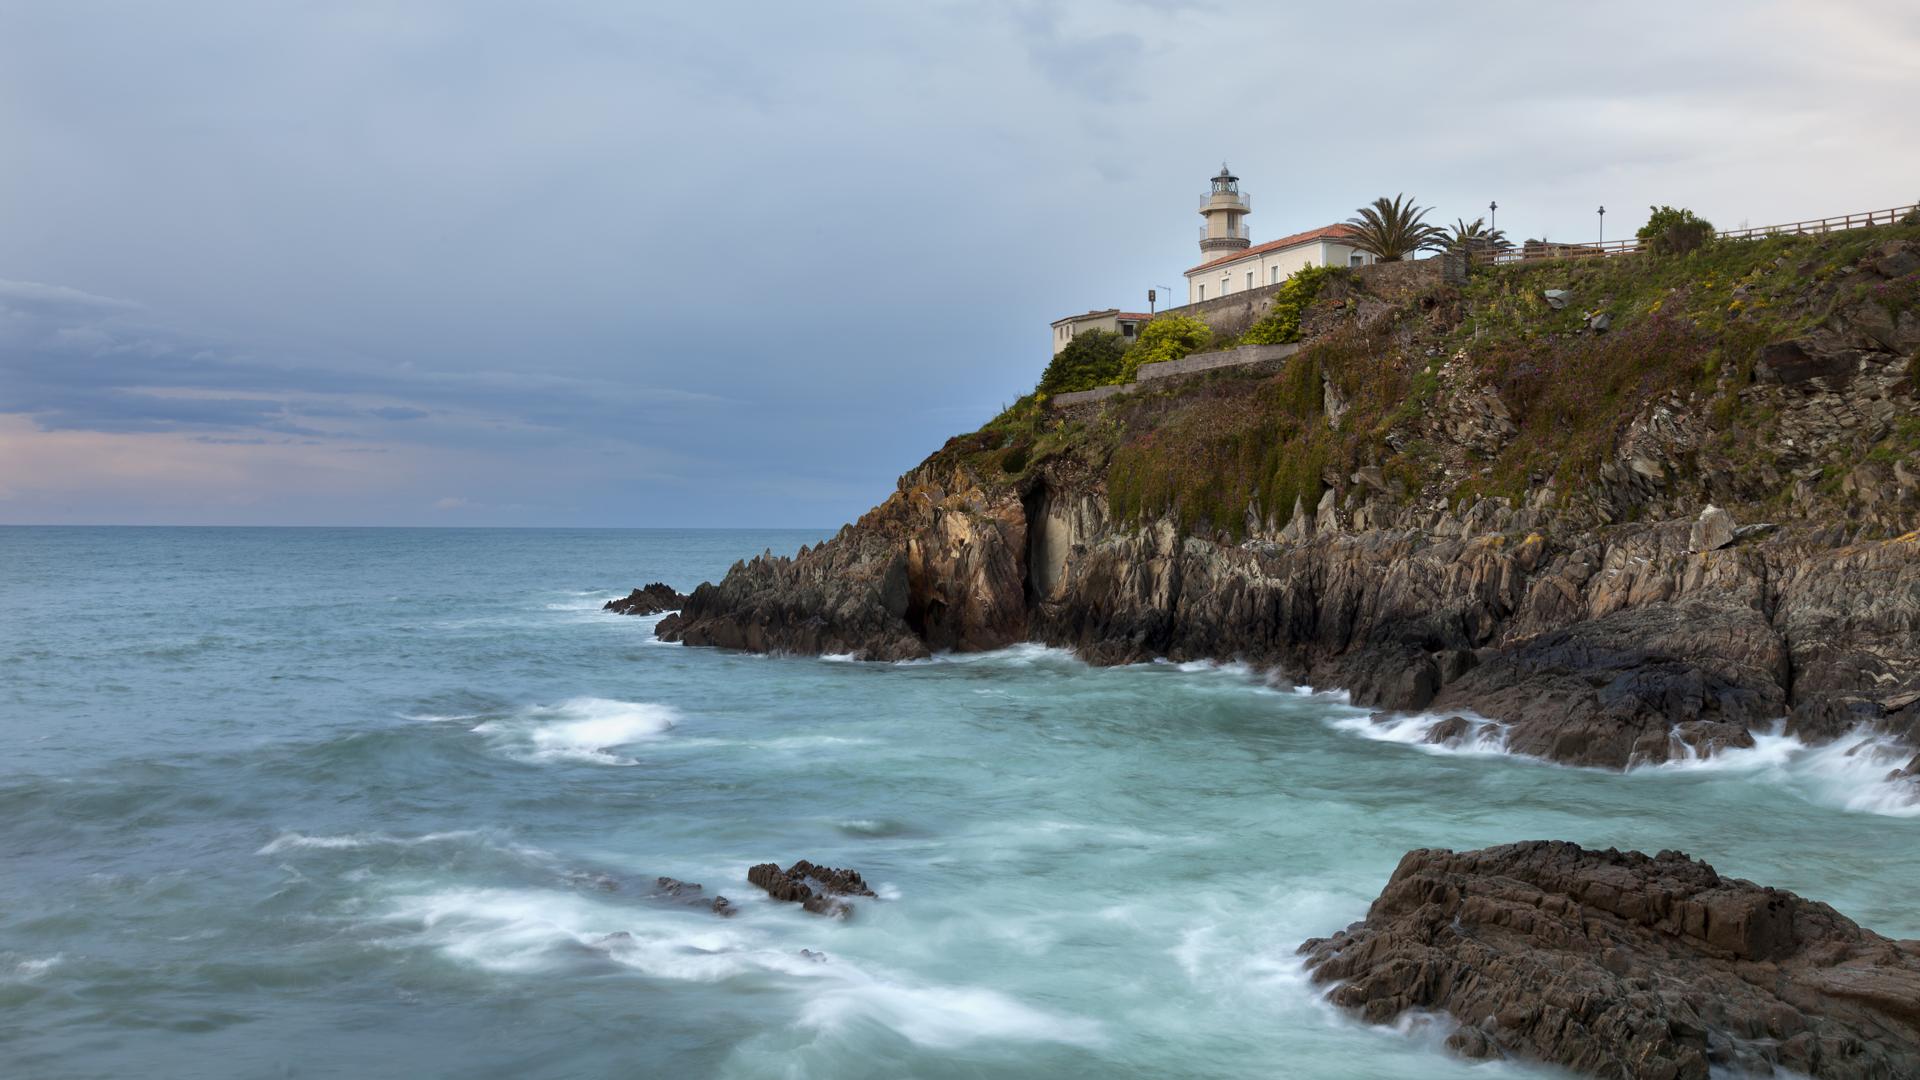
[1184,164,1375,304]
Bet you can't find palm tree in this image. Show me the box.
[1345,194,1448,262]
[1448,216,1509,254]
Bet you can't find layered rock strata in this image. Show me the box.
[1298,841,1920,1079]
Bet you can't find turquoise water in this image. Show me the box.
[2,526,1915,1079]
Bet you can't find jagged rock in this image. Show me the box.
[1689,505,1736,552]
[747,859,876,919]
[1543,289,1571,309]
[1587,311,1611,332]
[604,582,690,616]
[1431,599,1783,767]
[1299,842,1920,1079]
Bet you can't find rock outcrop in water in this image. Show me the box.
[604,582,689,616]
[747,859,877,919]
[657,228,1920,775]
[652,876,734,917]
[1298,841,1920,1079]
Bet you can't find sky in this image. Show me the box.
[2,0,1917,527]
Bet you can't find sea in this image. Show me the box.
[2,526,1915,1079]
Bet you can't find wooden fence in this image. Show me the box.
[1471,202,1919,266]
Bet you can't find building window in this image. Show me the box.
[1350,253,1365,267]
[1246,271,1254,290]
[1197,284,1205,300]
[1271,266,1280,285]
[1122,323,1136,337]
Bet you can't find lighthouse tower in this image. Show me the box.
[1198,164,1251,259]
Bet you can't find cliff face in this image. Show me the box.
[658,226,1920,772]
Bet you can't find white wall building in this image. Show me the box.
[1049,309,1153,356]
[1183,165,1375,304]
[1047,164,1380,352]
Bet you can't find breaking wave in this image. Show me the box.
[374,886,1102,1049]
[472,697,679,765]
[1631,724,1920,818]
[1324,710,1513,758]
[1326,702,1920,818]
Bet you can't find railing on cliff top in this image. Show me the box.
[1470,202,1919,266]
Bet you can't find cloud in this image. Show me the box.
[0,0,1915,526]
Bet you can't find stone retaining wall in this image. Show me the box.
[1139,342,1300,381]
[1050,342,1303,408]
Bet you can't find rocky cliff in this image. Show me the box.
[659,224,1920,775]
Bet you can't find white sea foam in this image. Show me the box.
[257,829,484,855]
[473,697,679,765]
[1325,703,1920,818]
[5,954,63,981]
[896,642,1078,668]
[541,589,632,614]
[1628,724,1920,818]
[381,886,777,978]
[795,978,1104,1050]
[377,886,1099,1049]
[1324,710,1513,758]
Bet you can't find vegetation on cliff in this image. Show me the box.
[974,219,1920,538]
[658,218,1919,776]
[1036,328,1129,395]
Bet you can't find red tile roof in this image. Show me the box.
[1185,223,1359,275]
[1115,312,1152,321]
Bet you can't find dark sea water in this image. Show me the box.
[2,526,1915,1079]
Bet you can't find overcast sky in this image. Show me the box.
[3,0,1916,526]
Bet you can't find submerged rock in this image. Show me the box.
[652,876,735,917]
[1299,841,1920,1079]
[605,582,689,616]
[747,859,877,919]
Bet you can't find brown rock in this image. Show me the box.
[1299,842,1920,1079]
[605,582,690,615]
[747,859,876,919]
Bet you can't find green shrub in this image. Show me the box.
[1037,329,1130,394]
[1901,203,1920,227]
[1242,264,1338,345]
[1638,205,1715,256]
[1119,315,1212,381]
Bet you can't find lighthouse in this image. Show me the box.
[1198,164,1251,258]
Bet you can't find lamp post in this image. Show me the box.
[1489,200,1498,237]
[1598,205,1606,246]
[1152,285,1175,313]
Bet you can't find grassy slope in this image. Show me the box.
[948,222,1920,538]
